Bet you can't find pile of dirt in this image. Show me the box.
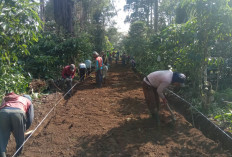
[29,79,47,93]
[6,62,231,157]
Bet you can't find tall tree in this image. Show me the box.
[40,0,45,23]
[125,0,150,24]
[53,0,74,34]
[154,0,158,32]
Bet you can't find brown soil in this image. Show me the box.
[6,63,231,157]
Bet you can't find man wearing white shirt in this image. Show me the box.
[143,70,186,126]
[79,63,86,82]
[85,60,92,76]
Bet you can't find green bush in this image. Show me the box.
[20,32,94,79]
[214,88,232,102]
[0,63,30,99]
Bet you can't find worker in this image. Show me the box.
[122,53,126,65]
[78,62,86,82]
[61,64,76,97]
[85,59,92,76]
[93,51,103,88]
[131,57,136,70]
[102,64,108,84]
[143,70,186,126]
[0,92,34,157]
[115,51,119,64]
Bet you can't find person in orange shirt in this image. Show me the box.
[93,51,103,88]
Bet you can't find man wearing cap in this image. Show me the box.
[143,70,186,126]
[93,51,103,88]
[62,64,76,97]
[0,92,34,157]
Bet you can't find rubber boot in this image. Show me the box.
[152,112,160,127]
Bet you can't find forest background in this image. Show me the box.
[1,0,232,132]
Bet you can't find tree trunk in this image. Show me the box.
[40,0,45,25]
[53,0,74,34]
[154,0,158,32]
[150,0,153,27]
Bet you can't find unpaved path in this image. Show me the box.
[7,63,231,157]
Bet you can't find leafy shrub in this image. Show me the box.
[214,88,232,102]
[20,32,93,79]
[0,63,31,99]
[0,0,42,61]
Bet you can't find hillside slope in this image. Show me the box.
[7,63,231,157]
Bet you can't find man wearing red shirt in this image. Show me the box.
[0,92,34,157]
[62,64,76,97]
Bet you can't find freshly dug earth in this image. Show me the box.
[6,63,231,157]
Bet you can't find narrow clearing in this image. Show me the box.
[7,63,231,157]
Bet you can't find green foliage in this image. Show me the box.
[214,88,232,102]
[0,0,42,62]
[0,0,42,97]
[124,0,232,97]
[20,32,93,79]
[214,112,232,123]
[0,63,30,98]
[103,36,114,52]
[123,21,151,72]
[213,102,232,132]
[105,27,122,50]
[126,21,148,55]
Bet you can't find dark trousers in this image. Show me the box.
[122,59,125,65]
[96,69,102,87]
[116,57,119,64]
[79,68,86,81]
[131,62,136,69]
[64,78,72,96]
[0,108,26,157]
[142,81,160,125]
[86,68,91,76]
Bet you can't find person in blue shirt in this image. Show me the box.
[85,59,92,76]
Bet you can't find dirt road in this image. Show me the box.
[7,63,231,157]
